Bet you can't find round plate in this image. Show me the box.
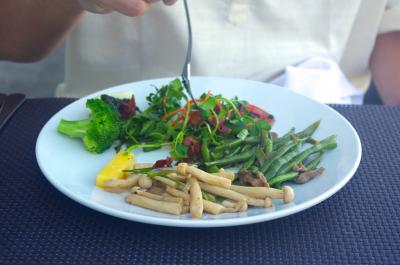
[36,77,362,227]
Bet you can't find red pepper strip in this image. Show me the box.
[163,92,212,123]
[163,98,197,121]
[182,99,203,110]
[161,108,184,121]
[244,104,275,124]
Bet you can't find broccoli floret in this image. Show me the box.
[57,98,121,153]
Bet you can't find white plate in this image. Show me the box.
[36,77,361,227]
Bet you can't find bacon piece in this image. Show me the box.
[153,156,173,168]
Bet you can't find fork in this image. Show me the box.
[0,93,26,131]
[181,0,199,108]
[0,93,6,110]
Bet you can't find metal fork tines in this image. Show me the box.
[181,0,199,108]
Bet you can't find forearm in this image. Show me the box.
[0,0,83,62]
[370,32,400,106]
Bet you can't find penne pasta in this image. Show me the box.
[177,163,231,188]
[132,188,183,204]
[199,182,273,208]
[188,177,203,219]
[166,186,190,201]
[213,168,235,181]
[230,185,283,199]
[125,194,182,215]
[166,172,186,182]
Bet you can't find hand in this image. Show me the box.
[77,0,177,17]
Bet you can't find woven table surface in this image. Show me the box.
[1,99,399,265]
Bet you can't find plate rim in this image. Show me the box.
[35,76,362,228]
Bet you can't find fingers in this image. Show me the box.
[100,0,150,17]
[79,0,178,17]
[163,0,178,5]
[77,0,113,14]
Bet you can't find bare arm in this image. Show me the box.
[0,0,177,62]
[370,31,400,105]
[0,0,84,62]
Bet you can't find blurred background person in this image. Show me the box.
[0,0,399,104]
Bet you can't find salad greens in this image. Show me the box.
[57,78,337,187]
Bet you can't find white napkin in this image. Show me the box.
[271,56,364,104]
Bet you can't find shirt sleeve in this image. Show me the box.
[378,0,400,34]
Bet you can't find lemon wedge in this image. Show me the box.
[96,151,135,188]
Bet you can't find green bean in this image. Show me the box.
[261,130,273,155]
[273,121,320,150]
[305,138,319,145]
[261,129,267,149]
[273,128,295,145]
[202,140,219,173]
[260,140,299,173]
[277,135,337,175]
[147,170,177,178]
[305,151,324,170]
[255,148,267,166]
[139,120,156,136]
[214,138,243,152]
[264,145,302,180]
[241,154,256,171]
[210,150,224,160]
[249,166,259,173]
[266,133,273,154]
[226,145,242,158]
[273,136,296,151]
[123,167,152,173]
[142,145,162,152]
[244,136,261,144]
[205,150,254,167]
[296,120,321,140]
[240,144,253,153]
[213,136,260,153]
[201,140,211,161]
[269,172,299,187]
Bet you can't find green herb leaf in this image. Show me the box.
[146,78,185,115]
[170,143,188,160]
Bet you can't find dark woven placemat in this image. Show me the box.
[1,99,399,265]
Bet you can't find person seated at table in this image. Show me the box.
[0,0,399,104]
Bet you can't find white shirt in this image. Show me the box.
[56,0,400,98]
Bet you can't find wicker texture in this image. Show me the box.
[1,99,399,265]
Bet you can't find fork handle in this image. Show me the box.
[0,94,26,131]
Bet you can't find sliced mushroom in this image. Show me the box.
[239,170,268,187]
[295,167,325,184]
